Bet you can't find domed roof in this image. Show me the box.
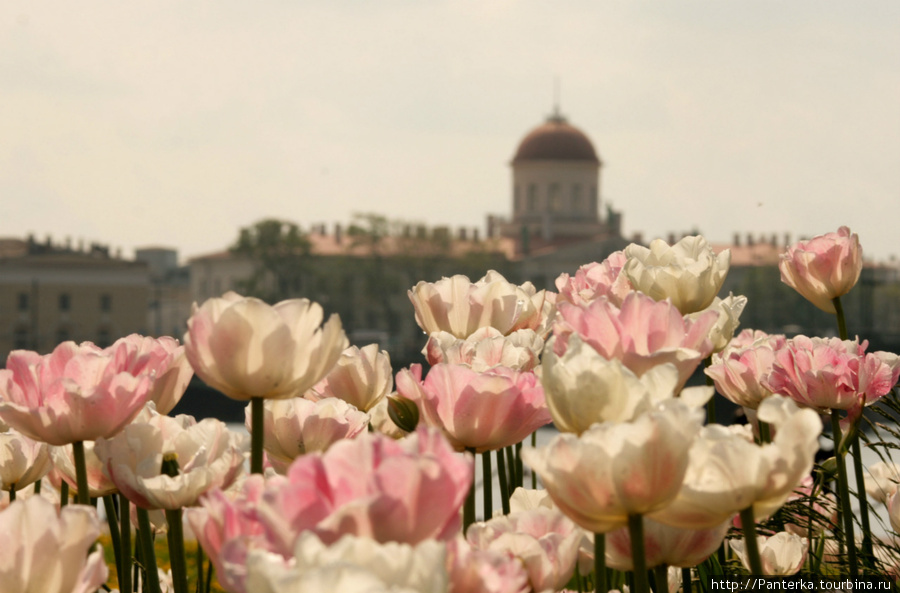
[512,114,600,165]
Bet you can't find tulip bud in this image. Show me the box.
[387,395,419,433]
[819,457,838,479]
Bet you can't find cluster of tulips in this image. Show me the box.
[1,225,900,593]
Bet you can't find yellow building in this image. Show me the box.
[0,237,148,357]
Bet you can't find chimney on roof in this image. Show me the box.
[784,233,791,247]
[334,224,342,245]
[746,233,755,246]
[733,233,741,247]
[473,228,480,242]
[770,234,777,247]
[667,233,676,245]
[458,227,467,241]
[631,232,643,244]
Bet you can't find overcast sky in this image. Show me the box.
[2,1,898,264]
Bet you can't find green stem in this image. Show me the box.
[628,515,649,593]
[102,495,123,588]
[72,441,90,505]
[851,433,874,568]
[196,543,205,593]
[250,397,264,474]
[530,431,537,489]
[119,494,132,593]
[595,532,607,593]
[60,480,68,507]
[833,296,848,341]
[496,448,510,515]
[137,508,162,593]
[739,506,763,574]
[654,564,668,593]
[758,420,771,444]
[682,567,692,593]
[515,441,523,488]
[33,479,41,494]
[8,484,15,502]
[463,447,476,534]
[161,455,188,593]
[481,451,492,520]
[505,446,517,493]
[704,356,716,424]
[831,409,859,576]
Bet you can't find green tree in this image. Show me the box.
[230,218,311,302]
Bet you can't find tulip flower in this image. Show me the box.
[94,411,246,510]
[555,251,632,308]
[0,428,52,497]
[423,327,544,372]
[552,292,717,390]
[542,338,712,433]
[0,495,108,593]
[307,343,393,412]
[522,399,703,534]
[649,396,821,529]
[605,516,729,570]
[255,426,472,554]
[408,270,548,339]
[467,507,582,592]
[184,292,347,401]
[51,440,118,498]
[764,335,900,414]
[188,475,280,593]
[705,329,786,410]
[623,235,731,314]
[446,535,531,593]
[245,532,449,593]
[731,532,808,575]
[247,396,369,473]
[110,334,194,415]
[686,293,747,354]
[0,341,153,446]
[866,461,900,504]
[395,363,551,453]
[779,226,862,314]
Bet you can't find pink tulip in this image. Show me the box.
[446,535,530,593]
[395,363,551,453]
[306,344,393,412]
[605,516,729,570]
[423,327,544,372]
[0,496,108,593]
[764,335,900,413]
[246,396,370,473]
[408,270,548,339]
[555,252,632,308]
[188,475,280,593]
[0,341,153,445]
[552,292,717,389]
[705,329,786,410]
[779,226,862,314]
[184,292,348,401]
[256,426,472,554]
[467,507,582,592]
[109,334,193,414]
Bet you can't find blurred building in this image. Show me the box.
[135,247,192,339]
[0,236,148,358]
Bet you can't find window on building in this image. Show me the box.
[17,293,28,311]
[96,328,111,348]
[549,183,561,211]
[56,327,70,344]
[514,185,521,213]
[527,184,538,212]
[59,293,71,312]
[13,327,28,349]
[590,186,598,212]
[572,184,583,211]
[100,294,112,312]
